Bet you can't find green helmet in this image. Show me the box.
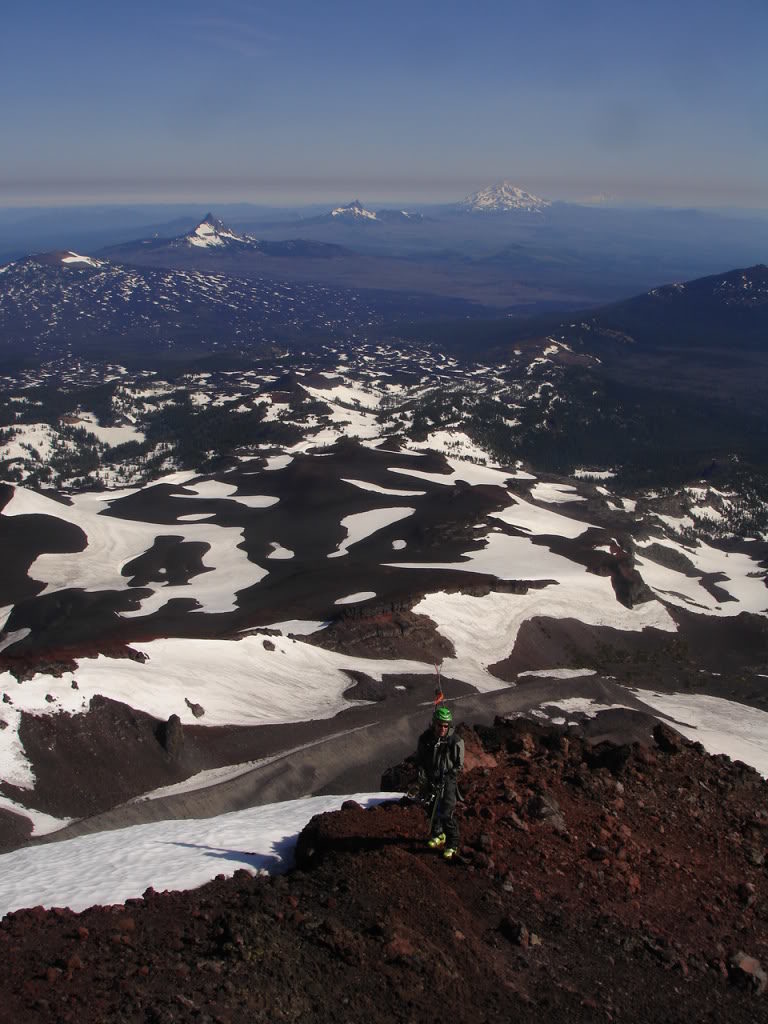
[433,706,452,724]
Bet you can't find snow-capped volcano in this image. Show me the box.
[460,182,551,213]
[184,213,257,248]
[330,200,378,222]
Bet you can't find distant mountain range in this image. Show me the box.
[306,199,425,226]
[0,247,485,362]
[308,184,551,221]
[104,213,349,262]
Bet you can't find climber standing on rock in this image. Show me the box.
[417,705,464,860]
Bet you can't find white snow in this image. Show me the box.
[517,668,597,679]
[302,379,379,410]
[342,478,425,497]
[0,793,396,917]
[635,537,767,617]
[574,469,616,480]
[0,705,36,789]
[331,203,377,220]
[171,480,279,509]
[529,482,586,505]
[389,530,576,581]
[526,688,768,779]
[462,182,551,213]
[633,690,768,777]
[491,492,598,539]
[0,791,72,838]
[75,413,145,446]
[335,592,376,605]
[261,619,329,636]
[530,697,633,719]
[0,634,434,748]
[408,430,496,466]
[264,454,294,471]
[2,422,72,463]
[267,542,294,560]
[60,252,104,268]
[389,457,514,489]
[1,485,267,618]
[0,627,30,653]
[411,584,675,693]
[329,506,415,558]
[186,220,248,248]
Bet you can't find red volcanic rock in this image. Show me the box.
[728,952,767,995]
[462,725,498,772]
[653,721,685,754]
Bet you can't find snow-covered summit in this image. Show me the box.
[185,214,256,249]
[330,200,378,222]
[460,182,551,213]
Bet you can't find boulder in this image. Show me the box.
[653,722,684,754]
[728,951,767,995]
[160,714,184,758]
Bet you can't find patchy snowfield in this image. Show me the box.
[2,409,766,855]
[0,634,433,731]
[0,634,437,790]
[389,457,514,489]
[2,423,74,463]
[75,413,145,446]
[408,430,496,465]
[1,485,268,619]
[491,493,597,539]
[412,585,675,692]
[329,506,416,558]
[635,536,768,617]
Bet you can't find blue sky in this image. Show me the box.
[2,0,766,207]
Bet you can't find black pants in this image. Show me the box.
[431,776,459,847]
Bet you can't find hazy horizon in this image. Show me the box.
[1,187,767,217]
[2,0,766,210]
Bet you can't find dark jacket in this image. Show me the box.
[417,724,464,785]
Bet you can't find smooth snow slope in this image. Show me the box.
[0,793,395,918]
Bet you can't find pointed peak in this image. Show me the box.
[185,215,256,249]
[330,200,378,221]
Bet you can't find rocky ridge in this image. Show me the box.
[1,717,766,1023]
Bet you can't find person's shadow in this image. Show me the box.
[164,837,296,873]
